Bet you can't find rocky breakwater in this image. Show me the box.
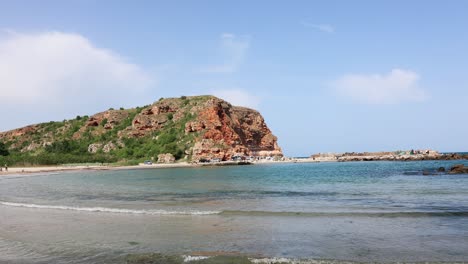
[311,150,468,162]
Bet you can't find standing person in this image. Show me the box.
[4,164,7,172]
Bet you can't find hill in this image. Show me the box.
[0,95,282,166]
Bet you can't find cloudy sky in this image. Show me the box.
[1,0,467,156]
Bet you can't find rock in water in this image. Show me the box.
[422,170,431,175]
[449,164,468,174]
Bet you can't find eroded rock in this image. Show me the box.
[88,143,103,153]
[449,164,468,174]
[157,153,175,163]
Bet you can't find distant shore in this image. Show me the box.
[310,150,468,162]
[2,153,468,176]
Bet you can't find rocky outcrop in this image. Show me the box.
[0,125,39,142]
[74,110,130,139]
[117,96,282,161]
[88,143,103,153]
[449,164,468,174]
[411,165,468,176]
[157,153,175,163]
[186,98,282,161]
[0,95,282,162]
[102,142,117,153]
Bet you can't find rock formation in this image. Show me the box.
[157,153,175,163]
[449,164,468,174]
[0,95,283,163]
[310,150,468,162]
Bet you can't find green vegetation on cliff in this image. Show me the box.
[0,95,282,166]
[0,96,199,166]
[0,142,9,156]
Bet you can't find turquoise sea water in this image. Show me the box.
[1,161,468,263]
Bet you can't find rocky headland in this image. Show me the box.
[0,95,283,165]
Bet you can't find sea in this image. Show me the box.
[0,160,468,263]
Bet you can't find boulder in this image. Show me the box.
[157,153,175,163]
[437,167,446,172]
[102,142,117,153]
[449,164,468,174]
[88,143,102,153]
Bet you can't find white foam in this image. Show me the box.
[0,201,221,215]
[250,258,320,264]
[183,255,211,262]
[251,258,293,263]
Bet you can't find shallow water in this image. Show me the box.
[1,161,468,263]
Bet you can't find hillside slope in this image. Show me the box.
[0,96,282,165]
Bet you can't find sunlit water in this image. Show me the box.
[1,161,468,263]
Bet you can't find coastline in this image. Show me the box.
[0,163,193,176]
[2,160,468,263]
[0,159,318,176]
[0,161,256,176]
[2,155,468,177]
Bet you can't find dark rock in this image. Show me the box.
[437,167,446,172]
[422,170,432,176]
[451,164,464,171]
[449,164,468,174]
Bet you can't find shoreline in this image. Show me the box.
[0,162,194,176]
[0,159,315,176]
[1,156,467,177]
[0,160,269,176]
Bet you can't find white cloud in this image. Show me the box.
[302,22,335,33]
[199,33,250,73]
[332,69,427,104]
[211,89,260,109]
[0,31,155,131]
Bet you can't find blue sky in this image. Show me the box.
[0,1,467,156]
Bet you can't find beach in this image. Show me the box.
[0,154,464,177]
[1,160,468,263]
[0,159,320,176]
[0,162,195,176]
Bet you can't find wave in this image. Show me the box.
[220,210,468,217]
[0,201,221,215]
[2,201,467,217]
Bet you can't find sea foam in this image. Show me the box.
[0,201,221,215]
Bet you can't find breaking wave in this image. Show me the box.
[2,201,467,217]
[0,201,221,215]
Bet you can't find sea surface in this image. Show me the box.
[1,161,468,263]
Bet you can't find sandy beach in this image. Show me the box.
[0,162,196,176]
[0,159,322,176]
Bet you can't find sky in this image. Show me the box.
[0,0,467,156]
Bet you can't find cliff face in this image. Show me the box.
[0,95,282,162]
[184,97,282,160]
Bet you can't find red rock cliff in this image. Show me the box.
[0,95,283,161]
